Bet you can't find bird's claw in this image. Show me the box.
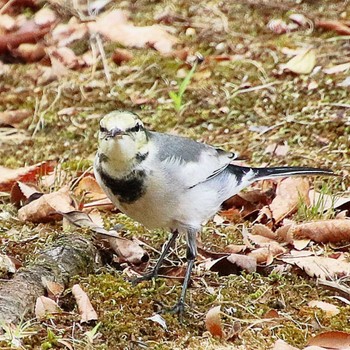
[161,299,185,323]
[131,271,158,286]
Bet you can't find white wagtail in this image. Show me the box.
[94,110,334,316]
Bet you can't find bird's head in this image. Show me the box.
[97,111,149,168]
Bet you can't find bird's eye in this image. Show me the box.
[100,125,107,133]
[129,123,141,133]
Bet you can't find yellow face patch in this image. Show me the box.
[100,111,142,132]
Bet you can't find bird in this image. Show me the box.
[94,110,334,317]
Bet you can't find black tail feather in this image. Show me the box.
[228,165,334,184]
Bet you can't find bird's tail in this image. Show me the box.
[228,165,334,184]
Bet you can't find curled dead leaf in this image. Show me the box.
[75,176,106,201]
[292,220,350,243]
[0,161,55,192]
[281,256,350,280]
[88,10,177,54]
[18,186,75,223]
[205,306,225,338]
[35,296,60,320]
[259,178,310,224]
[72,284,98,323]
[308,330,350,348]
[206,254,256,276]
[0,109,31,127]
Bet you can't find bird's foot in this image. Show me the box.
[131,270,158,286]
[162,299,185,323]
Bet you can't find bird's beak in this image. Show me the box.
[106,127,124,139]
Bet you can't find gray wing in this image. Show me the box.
[148,131,237,188]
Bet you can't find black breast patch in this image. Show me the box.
[99,168,147,204]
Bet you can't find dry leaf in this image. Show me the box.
[308,300,340,316]
[248,243,286,264]
[281,256,350,280]
[206,254,256,276]
[18,187,75,223]
[316,19,350,35]
[272,339,299,350]
[263,178,310,224]
[10,181,40,207]
[61,210,149,265]
[35,296,60,320]
[0,161,55,192]
[282,48,316,74]
[15,43,46,62]
[264,143,290,157]
[225,244,247,254]
[292,239,310,251]
[72,284,98,323]
[75,176,106,201]
[323,62,350,75]
[0,254,16,275]
[205,306,225,338]
[88,10,177,54]
[34,7,57,27]
[145,314,167,330]
[112,48,133,65]
[263,309,280,319]
[308,330,350,348]
[292,220,350,243]
[49,47,83,69]
[251,224,278,240]
[0,109,31,127]
[109,236,149,266]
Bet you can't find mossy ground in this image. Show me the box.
[0,0,350,349]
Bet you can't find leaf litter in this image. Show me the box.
[0,1,349,349]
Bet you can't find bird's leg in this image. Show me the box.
[132,229,179,285]
[168,228,197,321]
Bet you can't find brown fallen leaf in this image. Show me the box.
[263,309,280,319]
[281,256,350,280]
[206,254,256,276]
[13,42,46,62]
[308,300,340,316]
[72,284,98,323]
[18,186,75,223]
[248,243,286,265]
[112,48,133,65]
[45,280,65,301]
[308,330,350,348]
[10,181,41,207]
[316,19,350,35]
[75,176,106,201]
[61,211,149,266]
[205,306,225,338]
[251,224,278,240]
[88,10,177,54]
[259,178,310,224]
[292,220,350,243]
[0,109,31,127]
[0,161,55,192]
[35,296,60,320]
[282,48,316,74]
